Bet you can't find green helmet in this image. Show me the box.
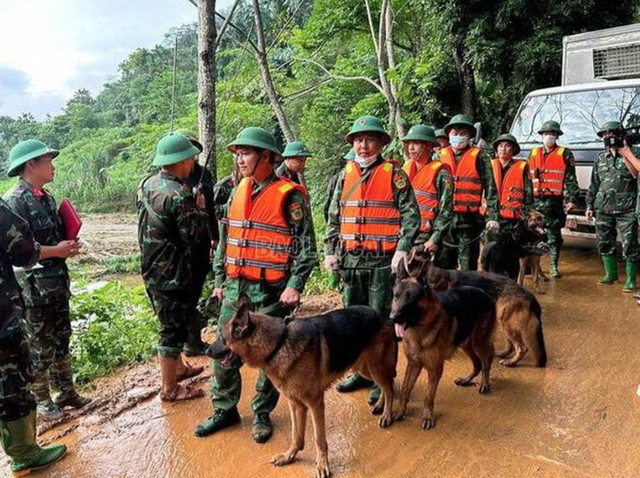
[282,141,312,158]
[444,114,476,136]
[435,129,447,139]
[597,121,623,137]
[7,140,59,177]
[492,134,521,156]
[153,133,202,167]
[345,115,391,145]
[173,128,203,151]
[227,127,282,156]
[343,148,355,160]
[402,125,437,144]
[537,120,563,136]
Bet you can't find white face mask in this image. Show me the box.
[449,135,469,150]
[542,134,557,148]
[354,153,378,168]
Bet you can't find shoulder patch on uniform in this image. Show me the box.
[289,202,303,221]
[279,182,293,194]
[393,173,407,189]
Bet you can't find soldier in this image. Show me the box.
[137,133,208,402]
[195,127,317,443]
[175,129,216,357]
[3,140,91,420]
[527,120,579,278]
[277,140,312,185]
[435,128,449,153]
[585,121,640,291]
[324,148,354,223]
[437,115,499,271]
[0,198,68,476]
[490,134,534,231]
[325,115,420,404]
[401,124,453,258]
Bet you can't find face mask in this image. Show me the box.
[449,135,469,149]
[354,153,378,168]
[543,134,557,148]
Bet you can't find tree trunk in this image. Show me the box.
[452,43,477,118]
[197,0,217,180]
[252,0,295,143]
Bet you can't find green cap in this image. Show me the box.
[345,115,391,145]
[282,141,312,158]
[597,121,623,137]
[7,140,59,177]
[153,133,202,167]
[173,128,203,151]
[402,125,437,144]
[492,134,521,156]
[344,148,355,160]
[435,128,447,139]
[537,120,563,136]
[227,127,282,156]
[444,114,476,136]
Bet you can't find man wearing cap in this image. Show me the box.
[490,134,534,231]
[137,133,209,402]
[277,140,311,185]
[527,120,579,278]
[435,128,449,153]
[195,127,317,443]
[325,115,420,403]
[585,121,640,291]
[4,140,91,420]
[401,124,453,256]
[437,114,498,271]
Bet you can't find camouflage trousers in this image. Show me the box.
[210,278,286,415]
[147,288,190,358]
[533,198,565,250]
[595,210,640,261]
[0,327,36,421]
[24,299,78,404]
[339,252,394,318]
[441,224,483,271]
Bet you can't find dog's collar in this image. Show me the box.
[265,326,288,363]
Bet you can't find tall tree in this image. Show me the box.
[198,0,217,176]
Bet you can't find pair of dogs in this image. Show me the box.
[211,255,547,478]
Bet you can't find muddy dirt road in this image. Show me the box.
[8,238,640,478]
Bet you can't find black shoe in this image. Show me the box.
[367,385,381,407]
[194,408,241,437]
[184,340,210,357]
[335,373,374,393]
[252,413,273,444]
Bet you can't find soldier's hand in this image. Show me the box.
[564,202,576,213]
[194,187,206,209]
[57,240,81,258]
[586,209,594,220]
[324,255,338,273]
[280,287,300,307]
[212,287,224,302]
[423,240,438,253]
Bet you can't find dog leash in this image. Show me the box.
[442,230,487,249]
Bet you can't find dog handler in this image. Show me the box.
[195,127,317,443]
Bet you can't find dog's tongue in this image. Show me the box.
[394,323,405,339]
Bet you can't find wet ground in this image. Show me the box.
[7,237,640,478]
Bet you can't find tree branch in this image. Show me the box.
[214,0,242,49]
[294,57,385,95]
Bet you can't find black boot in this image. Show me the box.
[194,408,241,438]
[335,373,374,393]
[252,413,273,444]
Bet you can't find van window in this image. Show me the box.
[511,86,640,148]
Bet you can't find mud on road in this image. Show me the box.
[77,213,139,261]
[7,238,640,478]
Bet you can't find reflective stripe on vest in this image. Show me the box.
[225,177,300,283]
[440,146,482,214]
[403,159,444,233]
[528,146,566,197]
[492,159,527,220]
[339,161,400,253]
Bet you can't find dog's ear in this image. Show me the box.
[231,295,255,340]
[411,256,431,283]
[396,253,412,281]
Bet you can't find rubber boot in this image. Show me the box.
[251,413,273,444]
[335,373,374,393]
[550,246,562,278]
[623,261,637,292]
[1,411,67,476]
[598,255,619,285]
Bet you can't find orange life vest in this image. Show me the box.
[339,161,400,253]
[528,146,566,197]
[439,146,483,214]
[492,159,527,220]
[225,177,301,283]
[403,159,444,233]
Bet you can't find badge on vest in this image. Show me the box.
[393,173,407,189]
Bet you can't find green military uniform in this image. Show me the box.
[213,174,236,222]
[196,127,317,442]
[528,121,580,277]
[586,121,640,291]
[277,141,312,185]
[0,197,67,476]
[436,115,498,271]
[275,162,301,184]
[323,148,353,223]
[137,134,209,359]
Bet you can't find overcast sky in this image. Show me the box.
[0,0,233,120]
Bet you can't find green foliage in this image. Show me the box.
[69,281,157,384]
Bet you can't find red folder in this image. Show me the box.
[58,198,82,240]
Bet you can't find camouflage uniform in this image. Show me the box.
[275,162,301,184]
[0,198,40,422]
[137,170,209,358]
[3,181,78,406]
[210,172,317,416]
[213,174,235,222]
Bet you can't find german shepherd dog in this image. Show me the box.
[404,249,547,367]
[516,211,549,292]
[209,293,396,478]
[391,266,495,430]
